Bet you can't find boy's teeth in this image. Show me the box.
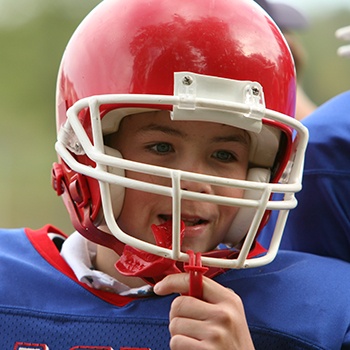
[159,215,205,226]
[183,220,194,227]
[182,218,203,226]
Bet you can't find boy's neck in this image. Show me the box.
[94,244,147,288]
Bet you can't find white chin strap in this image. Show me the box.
[224,167,271,245]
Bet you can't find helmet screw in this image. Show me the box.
[182,75,194,86]
[251,86,260,96]
[74,142,82,153]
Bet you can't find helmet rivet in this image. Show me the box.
[74,142,82,153]
[182,75,194,86]
[251,86,260,96]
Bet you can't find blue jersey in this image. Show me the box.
[1,226,350,349]
[260,91,350,261]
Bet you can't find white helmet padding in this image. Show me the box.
[224,167,271,246]
[104,146,125,219]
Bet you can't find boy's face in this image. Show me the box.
[108,110,250,253]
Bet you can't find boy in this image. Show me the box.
[1,1,350,349]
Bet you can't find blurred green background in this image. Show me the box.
[0,1,349,234]
[0,0,100,233]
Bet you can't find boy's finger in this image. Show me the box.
[154,273,239,304]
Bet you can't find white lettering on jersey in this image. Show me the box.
[14,343,49,350]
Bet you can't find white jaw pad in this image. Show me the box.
[224,167,271,246]
[104,146,125,218]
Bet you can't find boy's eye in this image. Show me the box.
[213,150,236,162]
[150,142,173,154]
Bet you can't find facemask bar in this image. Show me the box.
[56,73,309,269]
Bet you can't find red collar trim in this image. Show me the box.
[24,225,137,307]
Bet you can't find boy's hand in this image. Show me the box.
[154,273,255,350]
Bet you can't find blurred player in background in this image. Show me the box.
[262,25,350,262]
[255,0,317,120]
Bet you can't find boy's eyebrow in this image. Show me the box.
[211,134,250,147]
[138,123,250,146]
[137,123,186,137]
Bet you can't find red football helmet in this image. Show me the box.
[52,0,308,271]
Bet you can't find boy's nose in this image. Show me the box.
[180,179,212,194]
[178,160,213,194]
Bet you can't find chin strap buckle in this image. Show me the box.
[184,250,208,299]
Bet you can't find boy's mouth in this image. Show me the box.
[158,214,208,227]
